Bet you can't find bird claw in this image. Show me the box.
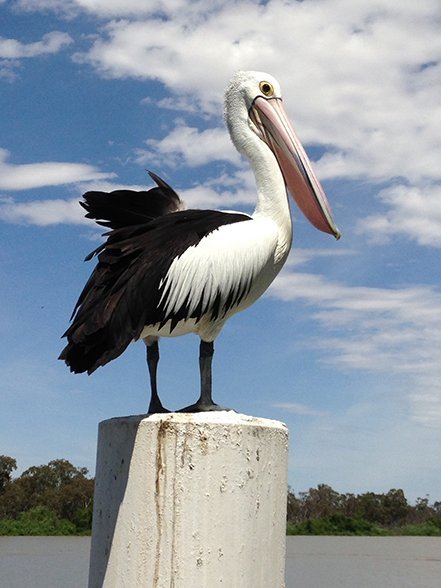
[177,401,232,413]
[147,402,170,415]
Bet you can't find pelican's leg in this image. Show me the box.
[179,340,231,412]
[144,338,169,414]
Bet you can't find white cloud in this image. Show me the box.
[0,196,87,225]
[0,174,168,226]
[356,184,441,247]
[135,122,239,168]
[0,60,19,81]
[272,402,325,417]
[13,0,234,19]
[409,378,441,429]
[141,95,202,115]
[0,31,72,59]
[0,31,72,80]
[285,247,356,268]
[0,148,114,191]
[13,0,79,17]
[178,184,249,211]
[270,269,441,427]
[0,148,118,225]
[76,179,149,193]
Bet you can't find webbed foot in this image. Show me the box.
[147,399,170,415]
[178,400,232,413]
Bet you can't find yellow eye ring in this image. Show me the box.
[259,81,274,97]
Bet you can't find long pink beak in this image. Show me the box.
[250,96,341,239]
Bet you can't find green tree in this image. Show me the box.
[14,459,91,513]
[0,455,17,494]
[299,484,343,520]
[381,488,409,526]
[287,488,302,523]
[0,506,76,536]
[353,491,385,524]
[0,458,94,533]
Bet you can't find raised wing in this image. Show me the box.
[81,171,183,229]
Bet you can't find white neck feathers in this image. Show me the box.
[224,86,291,227]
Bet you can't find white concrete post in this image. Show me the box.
[88,412,288,588]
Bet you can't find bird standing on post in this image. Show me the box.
[59,71,340,413]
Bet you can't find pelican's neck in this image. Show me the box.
[251,137,290,222]
[228,112,292,229]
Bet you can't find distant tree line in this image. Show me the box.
[2,455,441,536]
[287,483,441,536]
[0,455,94,535]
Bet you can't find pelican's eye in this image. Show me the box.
[259,81,274,97]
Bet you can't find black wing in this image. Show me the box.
[59,209,252,374]
[81,171,183,229]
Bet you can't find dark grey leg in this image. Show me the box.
[199,340,214,408]
[146,340,169,414]
[178,340,230,412]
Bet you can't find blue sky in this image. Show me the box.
[1,0,440,502]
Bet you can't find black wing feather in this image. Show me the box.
[59,209,251,374]
[81,171,183,229]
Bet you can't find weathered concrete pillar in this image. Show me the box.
[88,412,288,588]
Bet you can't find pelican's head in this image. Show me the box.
[225,70,340,239]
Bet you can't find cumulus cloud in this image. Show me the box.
[13,0,80,17]
[141,95,203,115]
[272,402,325,417]
[0,30,72,79]
[135,122,240,168]
[13,0,234,19]
[0,148,118,225]
[0,60,18,81]
[270,269,441,427]
[178,184,251,210]
[0,148,114,191]
[285,247,356,268]
[356,184,441,248]
[0,196,87,225]
[0,31,73,59]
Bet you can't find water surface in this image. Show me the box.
[0,537,89,588]
[1,536,440,587]
[286,536,441,588]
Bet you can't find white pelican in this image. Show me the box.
[59,71,340,413]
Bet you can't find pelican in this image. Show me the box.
[59,71,340,413]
